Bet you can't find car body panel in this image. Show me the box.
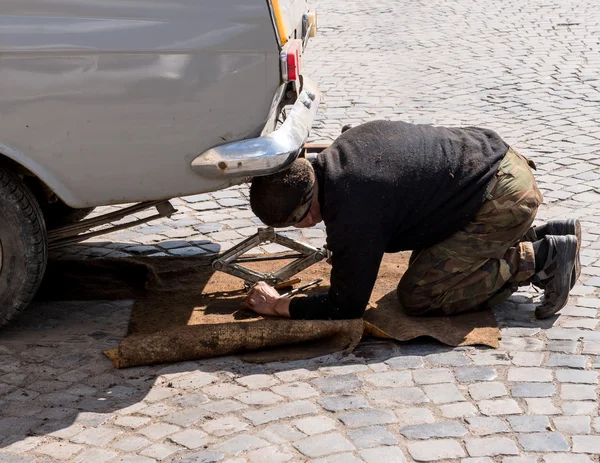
[0,0,284,207]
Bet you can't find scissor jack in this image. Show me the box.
[211,227,329,289]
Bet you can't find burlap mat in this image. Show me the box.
[37,253,500,368]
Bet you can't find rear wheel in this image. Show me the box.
[0,167,48,326]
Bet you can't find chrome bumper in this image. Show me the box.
[190,77,320,179]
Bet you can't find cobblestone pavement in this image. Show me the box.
[3,0,600,461]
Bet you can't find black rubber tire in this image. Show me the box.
[43,201,94,230]
[0,167,48,326]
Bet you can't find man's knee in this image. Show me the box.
[396,283,431,316]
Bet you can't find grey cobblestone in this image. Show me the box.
[293,433,355,458]
[464,438,519,457]
[517,433,570,452]
[8,1,600,462]
[408,439,466,461]
[338,409,397,428]
[348,425,398,448]
[507,416,551,433]
[466,417,509,436]
[399,422,467,439]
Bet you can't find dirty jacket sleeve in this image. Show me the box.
[288,224,386,320]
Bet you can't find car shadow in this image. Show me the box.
[0,247,556,453]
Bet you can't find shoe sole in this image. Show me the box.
[544,218,581,289]
[535,235,578,319]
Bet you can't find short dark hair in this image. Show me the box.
[250,158,315,228]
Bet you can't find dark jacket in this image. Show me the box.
[289,120,508,320]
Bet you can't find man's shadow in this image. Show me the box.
[0,249,557,452]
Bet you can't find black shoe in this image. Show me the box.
[531,219,581,290]
[535,234,578,319]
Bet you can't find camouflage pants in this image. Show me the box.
[397,147,544,316]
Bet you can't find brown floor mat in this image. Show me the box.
[38,253,500,368]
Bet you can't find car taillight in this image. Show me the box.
[280,39,302,83]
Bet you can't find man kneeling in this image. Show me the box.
[244,121,580,321]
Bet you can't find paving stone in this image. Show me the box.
[140,442,180,460]
[163,408,210,427]
[423,383,466,403]
[172,450,224,462]
[138,423,180,440]
[313,453,363,463]
[464,438,519,457]
[507,415,551,432]
[507,367,553,382]
[440,402,478,418]
[318,395,371,411]
[407,439,466,461]
[468,382,507,400]
[243,400,317,425]
[235,374,279,390]
[201,400,247,415]
[246,445,294,463]
[553,416,591,434]
[214,435,269,456]
[270,382,318,399]
[573,435,600,453]
[364,371,412,387]
[561,384,597,400]
[112,436,153,452]
[582,342,600,355]
[426,351,469,366]
[35,442,83,460]
[273,368,319,382]
[202,416,249,437]
[72,448,118,463]
[466,417,510,436]
[546,340,579,354]
[413,368,454,384]
[258,424,305,444]
[319,364,368,375]
[312,374,362,394]
[517,433,570,452]
[203,384,247,399]
[367,387,429,406]
[0,455,35,463]
[455,366,497,382]
[511,352,545,367]
[235,391,283,405]
[526,398,561,415]
[478,399,522,416]
[502,458,537,463]
[348,425,398,448]
[169,429,211,449]
[511,382,556,397]
[360,446,406,463]
[293,433,355,458]
[400,422,467,439]
[385,356,424,369]
[462,458,494,463]
[545,354,589,369]
[555,370,599,383]
[167,372,218,389]
[562,401,597,415]
[293,416,337,435]
[338,409,397,428]
[395,407,435,426]
[111,456,156,463]
[543,455,593,463]
[70,427,122,446]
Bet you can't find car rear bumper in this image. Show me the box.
[190,76,320,180]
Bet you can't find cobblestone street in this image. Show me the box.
[3,0,600,461]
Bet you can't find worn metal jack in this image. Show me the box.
[212,227,328,289]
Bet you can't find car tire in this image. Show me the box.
[0,167,48,326]
[43,201,95,230]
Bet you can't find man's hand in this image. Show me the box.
[242,281,291,318]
